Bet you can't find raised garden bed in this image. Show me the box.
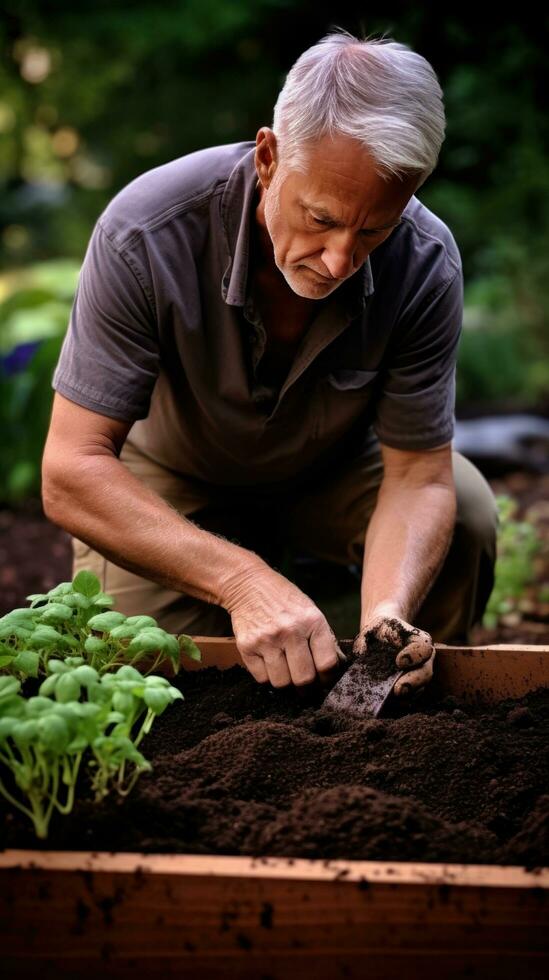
[1,639,548,978]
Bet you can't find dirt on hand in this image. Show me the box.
[355,617,417,680]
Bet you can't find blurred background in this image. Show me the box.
[1,2,548,640]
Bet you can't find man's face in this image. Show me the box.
[258,133,419,300]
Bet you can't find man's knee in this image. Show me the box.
[452,451,498,559]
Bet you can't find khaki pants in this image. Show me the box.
[73,440,497,643]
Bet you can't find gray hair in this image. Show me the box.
[271,29,446,187]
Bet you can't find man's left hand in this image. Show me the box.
[353,614,435,696]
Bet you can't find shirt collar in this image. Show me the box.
[220,142,375,313]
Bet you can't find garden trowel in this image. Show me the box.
[322,638,404,719]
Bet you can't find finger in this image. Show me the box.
[353,616,401,657]
[317,659,345,689]
[395,631,434,668]
[352,627,367,657]
[264,650,292,689]
[394,655,435,696]
[284,638,317,687]
[309,622,340,674]
[241,652,269,684]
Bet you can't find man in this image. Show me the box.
[42,31,497,693]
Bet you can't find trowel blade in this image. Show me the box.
[322,658,404,719]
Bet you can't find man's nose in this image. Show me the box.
[321,232,360,280]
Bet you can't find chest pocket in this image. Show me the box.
[325,368,379,393]
[314,368,380,441]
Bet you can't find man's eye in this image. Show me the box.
[311,216,331,226]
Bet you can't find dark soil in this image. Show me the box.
[1,665,548,867]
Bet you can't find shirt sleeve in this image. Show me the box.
[372,266,463,451]
[52,220,159,421]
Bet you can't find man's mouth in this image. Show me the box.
[299,265,335,281]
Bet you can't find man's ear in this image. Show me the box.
[255,127,279,190]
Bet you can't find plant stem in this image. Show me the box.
[133,709,155,748]
[55,753,82,815]
[0,776,35,821]
[118,765,147,798]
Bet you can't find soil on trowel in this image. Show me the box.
[1,665,548,867]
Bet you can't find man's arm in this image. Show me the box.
[42,394,340,687]
[357,441,456,693]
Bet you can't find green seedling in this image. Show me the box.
[483,494,542,628]
[0,570,201,679]
[0,661,183,838]
[86,665,183,799]
[0,675,86,839]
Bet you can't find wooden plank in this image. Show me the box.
[1,853,547,978]
[1,850,548,888]
[433,643,549,702]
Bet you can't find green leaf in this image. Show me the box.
[0,654,15,668]
[26,593,47,605]
[3,625,34,643]
[12,719,39,746]
[112,690,134,713]
[0,717,16,740]
[0,676,21,699]
[143,675,170,687]
[127,628,175,656]
[88,612,127,631]
[28,625,71,650]
[143,687,172,714]
[46,659,69,674]
[106,710,126,724]
[125,615,158,629]
[72,665,99,685]
[84,636,108,657]
[109,623,140,640]
[56,673,81,703]
[12,649,40,678]
[27,696,56,715]
[39,675,58,697]
[157,632,180,660]
[0,608,37,628]
[47,583,73,598]
[178,635,202,662]
[63,592,93,610]
[67,735,88,752]
[0,695,26,718]
[72,570,101,598]
[38,714,70,753]
[78,702,101,719]
[39,603,75,625]
[93,593,115,608]
[114,665,144,682]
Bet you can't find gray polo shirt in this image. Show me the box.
[53,140,463,489]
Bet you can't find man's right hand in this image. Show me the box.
[221,563,342,688]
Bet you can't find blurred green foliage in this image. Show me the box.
[483,495,542,628]
[0,4,548,504]
[0,261,78,502]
